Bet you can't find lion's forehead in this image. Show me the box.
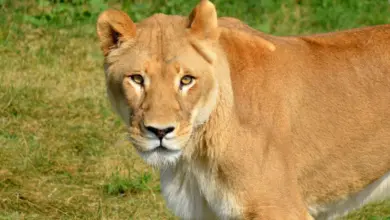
[134,14,189,57]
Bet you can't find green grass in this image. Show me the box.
[0,0,389,219]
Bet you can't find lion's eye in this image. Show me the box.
[180,75,195,87]
[130,74,144,85]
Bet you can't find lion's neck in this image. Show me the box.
[195,99,235,159]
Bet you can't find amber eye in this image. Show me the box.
[130,74,144,85]
[180,75,195,87]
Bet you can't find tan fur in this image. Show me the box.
[96,1,390,219]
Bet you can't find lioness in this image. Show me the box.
[96,0,390,219]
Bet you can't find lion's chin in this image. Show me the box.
[137,147,182,168]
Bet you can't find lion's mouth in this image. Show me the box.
[129,134,183,154]
[131,136,183,166]
[143,138,181,152]
[151,144,180,153]
[134,139,180,153]
[137,144,182,160]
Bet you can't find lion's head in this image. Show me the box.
[96,1,227,167]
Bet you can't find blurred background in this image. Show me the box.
[0,0,389,219]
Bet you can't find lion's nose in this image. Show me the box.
[145,125,175,139]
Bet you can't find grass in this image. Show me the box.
[0,0,389,219]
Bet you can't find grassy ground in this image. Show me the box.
[0,0,390,219]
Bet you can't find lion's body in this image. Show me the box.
[218,21,390,218]
[96,1,390,219]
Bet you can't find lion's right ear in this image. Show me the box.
[96,9,136,56]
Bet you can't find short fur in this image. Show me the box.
[96,1,390,219]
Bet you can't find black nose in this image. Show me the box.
[145,126,175,139]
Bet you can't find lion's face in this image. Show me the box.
[99,9,220,166]
[107,45,218,166]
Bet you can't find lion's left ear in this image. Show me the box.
[188,0,219,40]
